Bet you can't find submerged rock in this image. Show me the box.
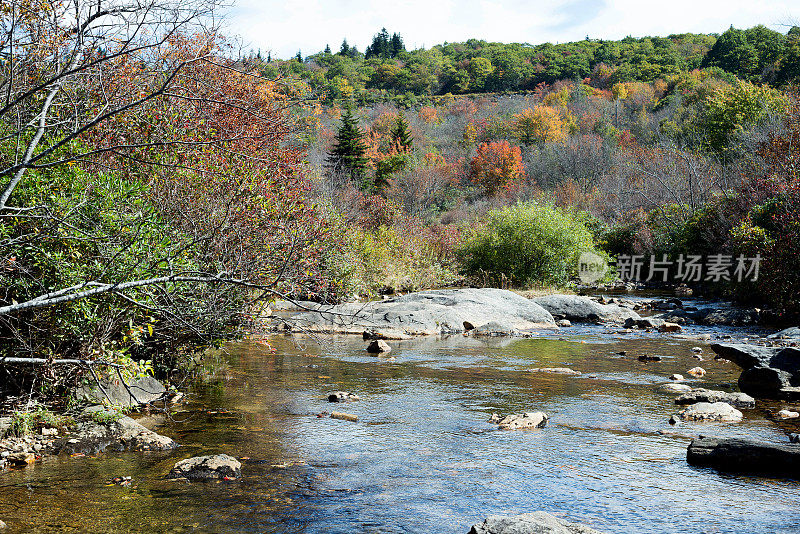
[674,388,755,408]
[659,383,693,394]
[528,367,581,376]
[168,454,241,480]
[291,288,556,335]
[687,437,800,477]
[533,295,639,324]
[678,402,743,423]
[330,412,359,422]
[496,412,548,430]
[469,511,605,534]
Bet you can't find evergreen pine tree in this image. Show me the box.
[324,44,331,54]
[295,50,303,62]
[339,39,349,56]
[326,106,370,186]
[390,113,413,153]
[390,33,405,58]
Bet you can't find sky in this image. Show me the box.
[224,0,800,59]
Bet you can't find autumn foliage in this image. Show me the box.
[469,141,525,195]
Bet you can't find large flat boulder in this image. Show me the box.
[291,289,556,335]
[469,512,604,534]
[678,402,743,422]
[75,376,166,408]
[687,437,800,477]
[532,295,639,324]
[674,388,755,408]
[54,414,176,455]
[768,327,800,341]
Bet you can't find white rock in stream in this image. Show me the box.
[679,402,743,423]
[496,412,548,430]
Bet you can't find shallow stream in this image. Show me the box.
[1,326,799,533]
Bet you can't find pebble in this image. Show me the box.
[670,374,685,381]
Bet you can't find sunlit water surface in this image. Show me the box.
[2,327,799,533]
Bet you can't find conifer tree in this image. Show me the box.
[326,106,369,186]
[324,44,331,54]
[295,50,303,62]
[390,113,413,153]
[390,33,405,57]
[339,39,349,56]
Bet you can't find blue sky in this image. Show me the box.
[225,0,799,59]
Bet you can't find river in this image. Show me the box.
[1,326,799,533]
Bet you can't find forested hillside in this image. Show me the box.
[257,25,800,105]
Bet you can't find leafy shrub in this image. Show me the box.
[6,408,74,437]
[457,201,607,287]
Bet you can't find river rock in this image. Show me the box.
[168,454,241,480]
[330,412,359,422]
[624,317,665,329]
[658,322,682,333]
[497,412,548,430]
[291,288,556,335]
[739,366,794,396]
[54,415,176,455]
[768,327,800,341]
[468,511,605,534]
[327,391,359,403]
[678,402,743,422]
[366,340,391,353]
[670,374,684,381]
[777,409,799,419]
[687,437,800,477]
[556,319,572,328]
[472,320,518,336]
[709,344,800,398]
[75,375,167,408]
[674,388,755,408]
[6,452,35,466]
[533,295,639,324]
[790,433,800,444]
[659,383,693,394]
[529,367,581,376]
[686,367,706,378]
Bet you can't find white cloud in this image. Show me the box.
[224,0,800,58]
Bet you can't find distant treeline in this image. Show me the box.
[254,25,800,103]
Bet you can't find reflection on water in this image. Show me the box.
[1,333,799,533]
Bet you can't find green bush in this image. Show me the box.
[456,201,608,287]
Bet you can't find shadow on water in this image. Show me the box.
[1,332,799,533]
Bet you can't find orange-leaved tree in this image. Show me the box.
[469,141,525,195]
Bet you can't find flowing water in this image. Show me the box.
[2,326,799,533]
